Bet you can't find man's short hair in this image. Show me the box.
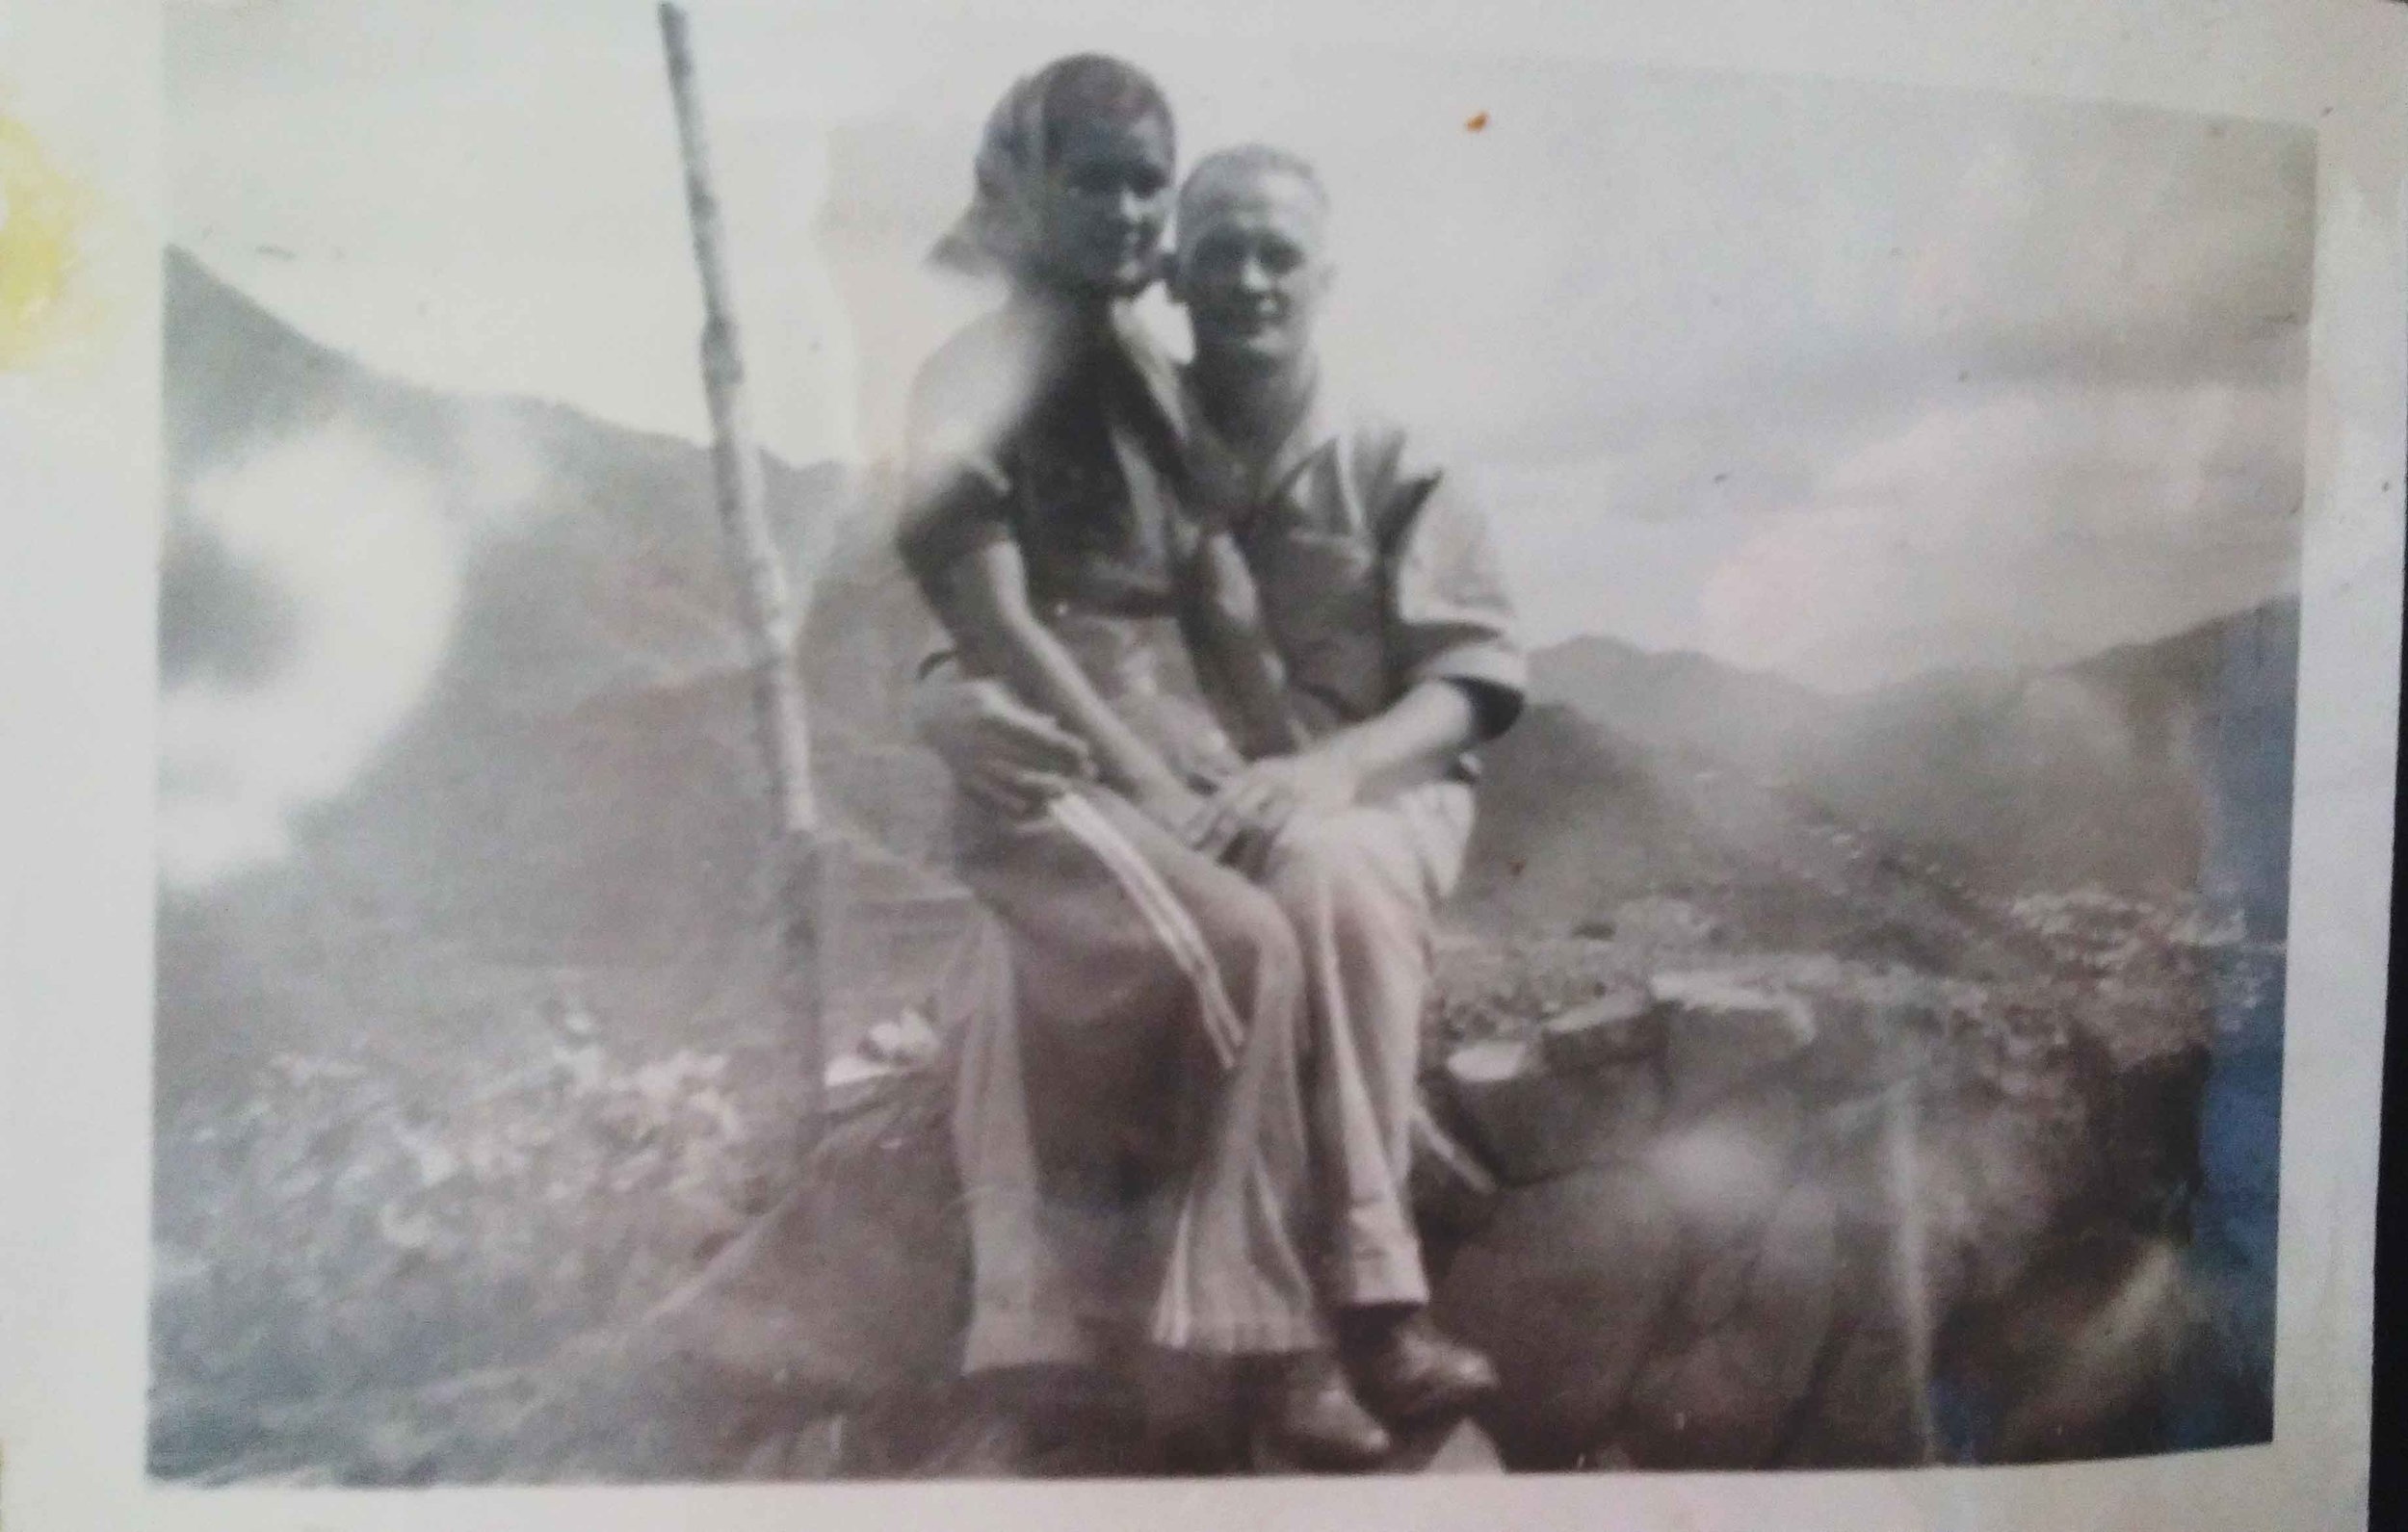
[1176,144,1330,240]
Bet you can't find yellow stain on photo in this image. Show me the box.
[0,108,96,369]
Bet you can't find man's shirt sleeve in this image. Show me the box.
[1384,465,1528,738]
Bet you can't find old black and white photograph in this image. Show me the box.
[149,0,2315,1485]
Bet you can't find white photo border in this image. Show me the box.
[5,0,2402,1526]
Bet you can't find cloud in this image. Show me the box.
[159,522,301,688]
[169,10,2315,695]
[158,426,463,888]
[170,2,867,465]
[1303,75,2313,471]
[1699,381,2303,688]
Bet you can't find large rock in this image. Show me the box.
[644,1066,968,1406]
[1432,1166,1683,1469]
[1647,1084,1805,1261]
[1779,1313,1936,1467]
[1814,1078,1994,1336]
[1918,1100,2072,1311]
[1417,1419,1507,1474]
[1440,1037,1663,1185]
[1407,1102,1504,1246]
[1956,1233,2191,1463]
[1785,996,1938,1107]
[2065,1023,2210,1232]
[1620,1180,1841,1467]
[1537,986,1662,1073]
[1654,971,1818,1111]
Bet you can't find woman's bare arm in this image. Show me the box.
[929,540,1208,832]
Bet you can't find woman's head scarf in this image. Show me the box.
[930,55,1172,282]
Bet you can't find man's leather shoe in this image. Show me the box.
[1252,1351,1393,1472]
[1344,1309,1500,1425]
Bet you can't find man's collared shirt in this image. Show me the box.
[1191,375,1528,747]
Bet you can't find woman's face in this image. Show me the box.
[1034,115,1174,297]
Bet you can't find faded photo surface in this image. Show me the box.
[155,2,2309,1483]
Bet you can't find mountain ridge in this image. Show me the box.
[157,254,2298,1111]
[1523,596,2298,904]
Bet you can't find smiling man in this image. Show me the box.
[1165,144,1528,1439]
[913,142,1526,1469]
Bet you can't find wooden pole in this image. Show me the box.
[659,1,827,1139]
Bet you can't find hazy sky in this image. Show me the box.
[170,0,2312,684]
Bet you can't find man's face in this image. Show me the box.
[1173,169,1332,370]
[1034,116,1175,297]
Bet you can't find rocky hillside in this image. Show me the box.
[152,256,2291,1481]
[159,253,944,1109]
[1525,599,2297,908]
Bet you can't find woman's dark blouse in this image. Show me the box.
[895,304,1246,785]
[896,306,1201,621]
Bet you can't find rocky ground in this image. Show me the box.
[150,255,2288,1484]
[149,874,2266,1483]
